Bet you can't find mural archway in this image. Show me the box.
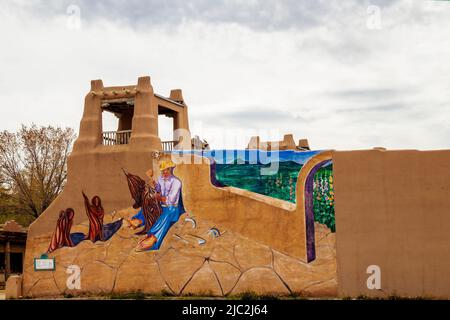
[295,150,333,262]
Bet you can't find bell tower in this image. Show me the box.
[28,76,191,236]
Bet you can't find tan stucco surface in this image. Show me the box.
[22,208,336,298]
[22,150,335,297]
[334,149,450,298]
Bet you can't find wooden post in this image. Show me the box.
[21,252,25,274]
[5,238,10,280]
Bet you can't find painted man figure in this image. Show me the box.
[131,160,185,251]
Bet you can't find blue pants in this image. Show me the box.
[132,205,183,250]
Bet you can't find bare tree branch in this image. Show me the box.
[0,124,76,219]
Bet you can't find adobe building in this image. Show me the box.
[246,134,310,151]
[0,221,27,289]
[15,76,450,299]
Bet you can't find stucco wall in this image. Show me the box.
[174,151,332,261]
[334,149,450,298]
[22,151,337,297]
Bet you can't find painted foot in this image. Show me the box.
[135,234,157,252]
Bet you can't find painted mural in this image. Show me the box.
[46,152,335,256]
[312,164,335,232]
[124,160,186,252]
[30,150,337,298]
[47,193,123,253]
[47,160,188,254]
[203,150,336,232]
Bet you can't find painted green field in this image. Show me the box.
[215,161,335,232]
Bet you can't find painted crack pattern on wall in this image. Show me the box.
[23,208,337,297]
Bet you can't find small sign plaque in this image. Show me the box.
[34,254,55,271]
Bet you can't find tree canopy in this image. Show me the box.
[0,125,75,225]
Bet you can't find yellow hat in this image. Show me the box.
[159,160,176,171]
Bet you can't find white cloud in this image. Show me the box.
[0,0,449,150]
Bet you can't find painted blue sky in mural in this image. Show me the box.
[171,149,323,165]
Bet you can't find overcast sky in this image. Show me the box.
[1,0,450,150]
